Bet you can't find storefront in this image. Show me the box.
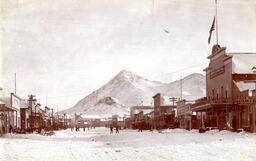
[0,103,18,134]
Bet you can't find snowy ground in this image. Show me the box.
[1,128,256,161]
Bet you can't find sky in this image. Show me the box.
[1,0,256,111]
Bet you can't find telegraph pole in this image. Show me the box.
[50,108,54,130]
[252,67,256,90]
[169,97,177,106]
[28,94,36,131]
[14,73,16,94]
[180,76,183,100]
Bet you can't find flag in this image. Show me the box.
[208,16,215,44]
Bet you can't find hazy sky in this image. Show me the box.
[1,0,256,110]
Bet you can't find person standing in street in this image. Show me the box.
[115,126,119,134]
[9,124,13,133]
[110,125,113,134]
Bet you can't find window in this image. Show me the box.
[226,84,228,99]
[217,88,219,100]
[221,86,224,98]
[212,89,215,99]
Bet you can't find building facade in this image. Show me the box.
[130,106,154,129]
[192,45,256,132]
[176,100,197,130]
[153,93,176,129]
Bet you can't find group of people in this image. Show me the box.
[71,125,96,132]
[110,125,119,134]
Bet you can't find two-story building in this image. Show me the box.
[191,44,256,132]
[153,93,176,129]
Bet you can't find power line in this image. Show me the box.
[37,91,89,100]
[167,61,208,75]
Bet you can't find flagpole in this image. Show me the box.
[215,0,218,45]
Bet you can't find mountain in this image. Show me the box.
[62,70,205,117]
[150,72,180,83]
[82,97,130,118]
[160,73,206,100]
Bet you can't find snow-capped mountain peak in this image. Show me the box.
[110,70,144,84]
[61,70,205,117]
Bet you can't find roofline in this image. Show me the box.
[207,47,226,59]
[228,52,256,55]
[153,93,160,98]
[11,93,24,100]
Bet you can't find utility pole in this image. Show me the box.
[169,97,178,106]
[252,67,256,91]
[28,94,36,110]
[57,105,59,130]
[64,113,66,128]
[50,108,54,130]
[28,94,36,131]
[14,73,16,94]
[180,76,183,101]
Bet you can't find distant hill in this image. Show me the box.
[61,70,205,117]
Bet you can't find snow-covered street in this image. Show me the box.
[1,128,256,161]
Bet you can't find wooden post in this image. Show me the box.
[252,105,256,132]
[15,111,17,129]
[216,110,219,130]
[212,107,214,127]
[201,112,204,129]
[206,107,208,127]
[6,109,11,133]
[189,116,192,130]
[248,105,250,127]
[238,106,241,129]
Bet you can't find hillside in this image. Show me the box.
[62,70,205,116]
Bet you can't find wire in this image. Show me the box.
[36,91,89,100]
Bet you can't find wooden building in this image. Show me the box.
[191,44,256,132]
[130,106,154,129]
[0,99,17,133]
[176,100,198,130]
[0,93,28,133]
[153,93,176,129]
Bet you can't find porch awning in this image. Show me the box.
[192,103,233,112]
[191,103,211,112]
[0,105,18,112]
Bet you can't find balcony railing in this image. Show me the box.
[191,98,233,109]
[235,97,256,104]
[210,98,233,104]
[191,96,256,109]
